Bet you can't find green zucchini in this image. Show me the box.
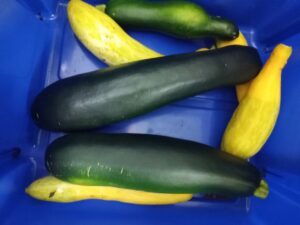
[31,46,261,131]
[105,0,239,40]
[45,133,266,197]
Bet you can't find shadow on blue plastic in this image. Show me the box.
[1,0,300,224]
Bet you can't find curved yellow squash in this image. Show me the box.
[216,32,250,101]
[67,0,162,66]
[26,176,192,205]
[221,44,292,159]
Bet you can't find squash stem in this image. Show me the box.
[96,4,106,12]
[254,179,269,199]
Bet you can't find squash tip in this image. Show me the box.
[272,44,293,65]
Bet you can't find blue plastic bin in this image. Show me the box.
[1,0,300,224]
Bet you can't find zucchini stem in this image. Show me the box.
[254,179,269,199]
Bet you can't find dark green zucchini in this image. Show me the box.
[31,46,261,131]
[105,0,239,40]
[46,133,263,197]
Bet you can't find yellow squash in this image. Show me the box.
[196,47,210,52]
[26,176,192,205]
[221,44,292,159]
[67,0,162,66]
[216,32,250,101]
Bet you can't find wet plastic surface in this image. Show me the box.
[1,0,300,224]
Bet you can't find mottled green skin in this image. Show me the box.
[46,133,262,197]
[105,0,239,40]
[31,46,261,131]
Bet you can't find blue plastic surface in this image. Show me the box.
[0,0,300,224]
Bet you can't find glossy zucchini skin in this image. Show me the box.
[46,133,262,197]
[31,46,261,131]
[105,0,239,40]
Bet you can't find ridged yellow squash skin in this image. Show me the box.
[221,44,292,159]
[26,176,192,205]
[67,0,162,66]
[216,32,250,102]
